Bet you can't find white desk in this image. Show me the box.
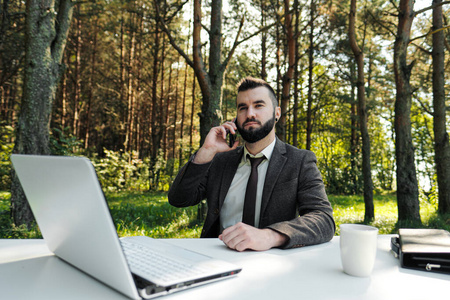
[1,236,448,300]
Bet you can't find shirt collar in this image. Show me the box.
[242,138,276,164]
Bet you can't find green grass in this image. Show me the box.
[330,194,450,235]
[0,190,202,239]
[1,191,449,239]
[106,191,202,238]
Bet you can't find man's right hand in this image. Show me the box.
[193,121,239,164]
[219,222,288,251]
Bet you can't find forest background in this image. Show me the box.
[0,0,449,233]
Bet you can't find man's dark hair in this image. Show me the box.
[237,77,278,107]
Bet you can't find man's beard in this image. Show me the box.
[236,113,276,144]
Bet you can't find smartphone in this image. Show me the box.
[227,118,238,147]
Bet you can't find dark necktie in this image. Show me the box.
[242,155,265,226]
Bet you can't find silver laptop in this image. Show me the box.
[11,154,241,299]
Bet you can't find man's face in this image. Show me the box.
[235,86,280,144]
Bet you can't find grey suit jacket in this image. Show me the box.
[168,138,335,249]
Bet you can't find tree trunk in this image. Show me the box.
[393,0,421,224]
[260,0,267,81]
[150,25,162,190]
[125,19,136,153]
[11,0,74,227]
[350,61,358,194]
[292,0,299,148]
[162,65,169,159]
[432,0,450,214]
[135,13,144,156]
[179,56,188,169]
[172,65,180,162]
[277,0,295,142]
[72,6,81,139]
[195,0,224,146]
[349,0,374,222]
[275,0,281,104]
[193,0,218,217]
[119,12,127,148]
[61,56,68,128]
[85,15,99,149]
[135,15,143,157]
[189,78,196,156]
[305,0,315,150]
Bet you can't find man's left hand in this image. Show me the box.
[218,222,288,252]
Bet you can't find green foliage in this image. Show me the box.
[148,149,179,191]
[0,192,42,239]
[420,173,439,208]
[0,124,14,191]
[0,220,42,239]
[322,160,364,195]
[411,100,436,195]
[369,110,396,193]
[89,149,179,192]
[312,105,365,195]
[426,213,450,232]
[0,125,83,190]
[49,126,83,156]
[91,150,150,191]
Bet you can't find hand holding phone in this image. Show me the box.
[228,131,236,148]
[193,119,238,164]
[227,118,238,148]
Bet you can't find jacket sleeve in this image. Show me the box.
[168,154,211,208]
[266,151,335,249]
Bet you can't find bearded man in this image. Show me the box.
[168,77,335,251]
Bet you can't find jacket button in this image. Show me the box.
[214,208,219,214]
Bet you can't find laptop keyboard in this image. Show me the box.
[121,240,207,283]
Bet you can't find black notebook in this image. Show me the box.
[391,228,450,274]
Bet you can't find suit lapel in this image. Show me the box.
[260,139,287,219]
[217,147,243,209]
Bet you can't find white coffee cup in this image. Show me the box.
[340,224,378,277]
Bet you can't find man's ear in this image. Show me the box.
[275,106,281,121]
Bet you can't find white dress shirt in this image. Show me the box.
[220,138,276,231]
